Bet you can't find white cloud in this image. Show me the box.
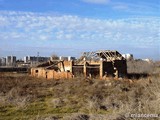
[0,10,159,48]
[111,1,159,15]
[81,0,110,4]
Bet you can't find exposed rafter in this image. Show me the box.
[80,50,125,62]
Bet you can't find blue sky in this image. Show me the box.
[0,0,159,60]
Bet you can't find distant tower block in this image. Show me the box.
[6,56,16,67]
[122,54,133,60]
[68,56,76,61]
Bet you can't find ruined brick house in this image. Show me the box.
[31,60,73,79]
[31,50,127,79]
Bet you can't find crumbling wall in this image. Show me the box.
[31,68,46,78]
[31,68,73,80]
[45,70,53,79]
[31,68,39,77]
[52,71,73,79]
[58,61,72,72]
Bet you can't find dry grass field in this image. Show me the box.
[0,61,160,120]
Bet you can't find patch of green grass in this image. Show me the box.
[0,96,82,119]
[0,105,13,115]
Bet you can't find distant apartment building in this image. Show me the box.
[142,58,152,63]
[38,57,50,62]
[0,57,6,66]
[24,56,49,66]
[6,56,16,67]
[122,54,133,61]
[24,56,36,63]
[59,56,76,61]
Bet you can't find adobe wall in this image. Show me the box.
[31,68,46,78]
[31,68,38,77]
[58,61,72,72]
[31,67,73,80]
[45,70,54,79]
[52,71,73,79]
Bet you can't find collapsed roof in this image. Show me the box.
[36,60,60,71]
[80,50,125,61]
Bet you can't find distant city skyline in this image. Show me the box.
[0,0,159,60]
